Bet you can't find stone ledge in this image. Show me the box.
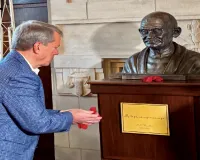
[51,17,141,25]
[51,15,200,25]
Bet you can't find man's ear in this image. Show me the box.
[173,27,182,38]
[33,42,41,54]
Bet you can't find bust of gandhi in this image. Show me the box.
[122,11,200,74]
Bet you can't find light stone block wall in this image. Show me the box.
[87,0,155,19]
[48,0,200,159]
[53,95,101,160]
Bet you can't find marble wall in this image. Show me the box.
[48,0,200,159]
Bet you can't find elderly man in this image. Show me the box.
[122,11,200,74]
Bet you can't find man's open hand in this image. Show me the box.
[61,109,102,125]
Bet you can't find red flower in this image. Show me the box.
[78,106,98,130]
[142,76,163,82]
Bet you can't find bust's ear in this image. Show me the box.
[173,27,182,38]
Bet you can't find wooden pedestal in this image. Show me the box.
[89,79,200,160]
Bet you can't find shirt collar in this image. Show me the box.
[20,54,40,75]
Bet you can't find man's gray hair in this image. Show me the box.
[11,20,63,51]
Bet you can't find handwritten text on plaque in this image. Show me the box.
[121,103,170,136]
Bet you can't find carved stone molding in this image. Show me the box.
[66,71,91,96]
[52,68,104,96]
[185,20,200,53]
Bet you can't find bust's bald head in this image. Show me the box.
[141,11,178,29]
[139,11,181,49]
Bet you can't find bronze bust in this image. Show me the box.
[122,11,200,75]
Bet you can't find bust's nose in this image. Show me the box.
[147,30,156,38]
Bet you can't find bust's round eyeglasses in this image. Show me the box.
[139,28,163,36]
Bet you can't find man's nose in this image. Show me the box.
[53,49,59,55]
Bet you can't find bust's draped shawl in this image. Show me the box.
[122,42,200,74]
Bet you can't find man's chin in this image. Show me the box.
[43,63,51,67]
